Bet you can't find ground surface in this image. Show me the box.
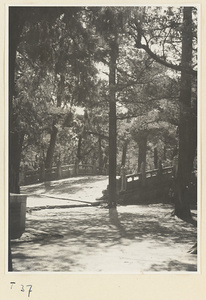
[11,176,197,273]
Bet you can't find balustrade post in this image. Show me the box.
[140,162,146,187]
[120,165,127,191]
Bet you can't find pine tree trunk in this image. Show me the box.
[9,131,24,194]
[163,145,167,161]
[45,122,58,169]
[154,147,158,169]
[77,134,82,162]
[98,136,104,173]
[174,7,197,220]
[121,140,128,167]
[108,37,118,207]
[45,74,65,170]
[9,9,25,194]
[137,131,148,173]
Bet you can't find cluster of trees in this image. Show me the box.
[9,6,197,220]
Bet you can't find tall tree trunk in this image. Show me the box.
[9,8,28,272]
[108,36,118,207]
[9,8,26,194]
[137,131,148,173]
[77,134,82,162]
[163,145,167,161]
[98,136,104,173]
[9,131,25,193]
[74,134,83,175]
[154,147,158,169]
[45,122,58,169]
[121,140,128,167]
[44,74,65,169]
[174,7,197,220]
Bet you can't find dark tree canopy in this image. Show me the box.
[9,6,198,222]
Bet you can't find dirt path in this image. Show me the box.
[11,176,197,273]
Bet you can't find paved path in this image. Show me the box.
[10,176,197,273]
[21,175,108,209]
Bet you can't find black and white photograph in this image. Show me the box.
[8,5,199,275]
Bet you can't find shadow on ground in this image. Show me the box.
[11,204,197,273]
[21,176,108,196]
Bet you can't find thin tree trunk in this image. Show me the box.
[45,74,65,170]
[163,145,167,161]
[154,147,158,169]
[137,131,148,173]
[77,134,82,162]
[108,36,118,207]
[98,136,104,173]
[121,140,128,167]
[45,122,58,169]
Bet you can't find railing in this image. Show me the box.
[20,163,101,186]
[78,164,96,175]
[120,166,174,192]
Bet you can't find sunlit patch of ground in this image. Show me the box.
[21,176,109,207]
[11,204,197,273]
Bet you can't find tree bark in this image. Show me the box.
[77,134,82,162]
[45,73,65,170]
[174,7,197,220]
[108,36,118,207]
[137,131,148,173]
[154,147,158,169]
[9,9,26,194]
[163,145,167,161]
[45,122,58,169]
[9,131,25,193]
[121,140,128,167]
[98,136,104,173]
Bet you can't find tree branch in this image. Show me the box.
[135,42,197,76]
[86,131,109,140]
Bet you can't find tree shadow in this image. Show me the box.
[10,205,197,272]
[21,175,108,197]
[109,208,127,238]
[147,259,197,272]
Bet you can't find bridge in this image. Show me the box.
[116,164,197,206]
[95,164,175,205]
[20,161,176,205]
[117,165,174,204]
